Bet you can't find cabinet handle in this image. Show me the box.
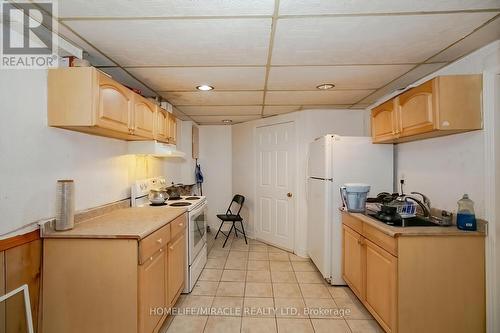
[159,248,163,252]
[157,238,162,244]
[150,256,153,261]
[357,238,365,245]
[169,246,174,250]
[179,223,183,227]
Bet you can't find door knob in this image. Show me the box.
[287,192,293,198]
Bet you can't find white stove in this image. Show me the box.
[131,177,208,293]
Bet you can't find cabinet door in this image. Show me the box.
[364,239,397,333]
[95,72,132,133]
[167,231,185,305]
[397,79,436,137]
[133,96,156,139]
[168,113,177,145]
[342,226,364,298]
[192,125,199,159]
[138,249,166,333]
[155,109,169,143]
[371,99,398,143]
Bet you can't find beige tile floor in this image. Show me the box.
[160,232,384,333]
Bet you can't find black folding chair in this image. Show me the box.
[215,195,246,248]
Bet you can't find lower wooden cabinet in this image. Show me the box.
[167,231,185,305]
[364,239,397,333]
[342,226,365,298]
[139,249,166,333]
[342,213,485,333]
[42,213,187,333]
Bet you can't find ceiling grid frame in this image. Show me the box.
[50,1,500,124]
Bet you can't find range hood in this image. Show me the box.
[127,141,186,158]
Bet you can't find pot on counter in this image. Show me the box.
[148,188,169,205]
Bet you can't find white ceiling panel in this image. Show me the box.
[177,105,262,116]
[271,13,497,65]
[190,115,261,124]
[279,0,500,15]
[57,23,115,66]
[263,105,301,115]
[127,67,266,91]
[66,19,271,66]
[355,63,447,106]
[172,108,192,121]
[267,65,414,90]
[99,67,157,97]
[161,91,264,105]
[59,0,275,18]
[265,90,373,105]
[426,16,500,63]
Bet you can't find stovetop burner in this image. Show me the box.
[149,202,167,207]
[169,202,192,207]
[168,196,182,201]
[185,196,200,200]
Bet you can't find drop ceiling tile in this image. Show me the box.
[265,90,373,105]
[57,23,115,66]
[271,13,497,65]
[355,63,447,106]
[99,67,157,97]
[267,65,414,90]
[127,67,266,91]
[426,16,500,63]
[190,115,261,124]
[177,105,262,116]
[279,0,500,15]
[66,19,271,66]
[262,105,301,115]
[161,91,264,105]
[60,0,275,18]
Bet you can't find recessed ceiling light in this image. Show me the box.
[196,85,214,91]
[222,119,233,124]
[316,83,335,90]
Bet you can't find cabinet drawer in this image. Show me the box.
[342,212,363,235]
[139,224,171,264]
[362,223,398,257]
[170,214,187,239]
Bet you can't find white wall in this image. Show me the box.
[198,125,233,231]
[0,69,187,237]
[371,40,500,333]
[232,109,366,255]
[385,41,500,219]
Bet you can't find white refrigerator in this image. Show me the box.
[307,135,393,285]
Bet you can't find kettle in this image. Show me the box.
[340,183,371,213]
[148,188,169,205]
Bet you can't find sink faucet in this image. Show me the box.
[407,192,432,218]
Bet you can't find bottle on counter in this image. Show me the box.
[456,194,477,231]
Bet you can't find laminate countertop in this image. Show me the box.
[41,206,187,240]
[345,211,487,237]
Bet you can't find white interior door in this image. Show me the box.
[255,122,296,251]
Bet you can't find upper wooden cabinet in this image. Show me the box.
[371,75,482,143]
[155,108,169,143]
[167,112,177,145]
[371,99,398,143]
[48,67,179,143]
[133,95,156,140]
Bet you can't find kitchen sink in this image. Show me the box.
[368,213,442,227]
[399,216,440,227]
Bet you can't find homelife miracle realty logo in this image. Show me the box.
[1,0,58,69]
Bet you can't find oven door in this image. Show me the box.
[189,202,207,264]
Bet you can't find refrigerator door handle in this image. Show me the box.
[309,177,333,181]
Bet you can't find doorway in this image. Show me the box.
[255,121,296,251]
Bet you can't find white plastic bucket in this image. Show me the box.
[340,183,371,213]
